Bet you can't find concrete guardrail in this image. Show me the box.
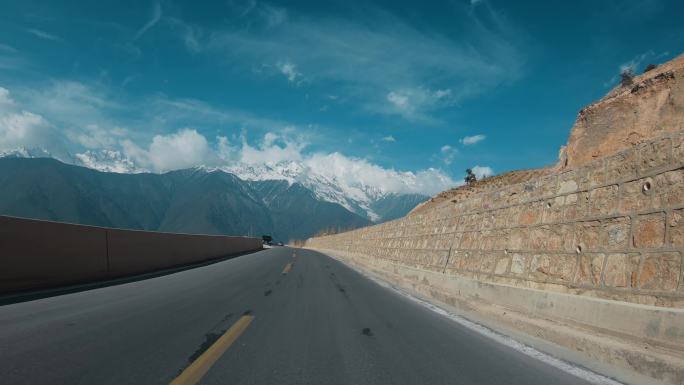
[0,215,263,294]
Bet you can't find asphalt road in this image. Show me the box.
[0,247,597,385]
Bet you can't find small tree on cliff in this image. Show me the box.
[620,67,635,87]
[643,63,658,73]
[464,169,477,185]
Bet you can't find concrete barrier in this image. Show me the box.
[0,216,262,294]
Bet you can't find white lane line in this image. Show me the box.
[327,254,623,385]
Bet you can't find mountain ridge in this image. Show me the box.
[0,157,376,241]
[0,147,429,222]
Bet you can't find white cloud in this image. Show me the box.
[460,134,486,145]
[0,44,17,53]
[276,61,301,83]
[124,128,455,196]
[305,152,455,196]
[440,144,458,165]
[26,28,64,42]
[0,86,59,152]
[381,135,396,142]
[134,1,162,40]
[1,82,458,197]
[240,132,306,164]
[66,124,128,149]
[122,129,213,172]
[385,87,456,122]
[387,91,410,110]
[471,165,494,179]
[174,3,526,122]
[434,89,452,99]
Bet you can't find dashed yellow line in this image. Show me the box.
[170,315,255,385]
[282,262,293,274]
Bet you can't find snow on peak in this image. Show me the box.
[223,160,396,220]
[1,148,432,221]
[72,150,145,174]
[0,147,52,159]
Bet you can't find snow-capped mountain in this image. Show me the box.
[0,147,53,159]
[219,161,428,222]
[0,147,143,174]
[1,148,429,222]
[72,150,144,174]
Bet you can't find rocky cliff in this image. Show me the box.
[565,53,684,168]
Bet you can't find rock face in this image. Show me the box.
[565,54,684,168]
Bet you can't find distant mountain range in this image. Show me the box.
[0,151,429,240]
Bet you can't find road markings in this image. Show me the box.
[282,262,292,275]
[170,315,255,385]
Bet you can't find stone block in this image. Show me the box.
[479,230,495,250]
[506,206,524,227]
[532,253,577,283]
[603,253,640,288]
[604,217,631,249]
[481,213,496,230]
[633,212,666,248]
[576,220,602,251]
[652,169,684,208]
[528,226,549,251]
[510,253,530,277]
[493,208,511,228]
[588,185,618,217]
[668,209,684,247]
[462,252,482,271]
[547,224,575,252]
[508,227,528,250]
[490,229,508,250]
[575,253,605,287]
[581,160,607,189]
[606,148,638,182]
[552,253,579,283]
[619,177,653,213]
[494,255,510,275]
[541,196,565,224]
[459,232,478,250]
[537,174,558,199]
[673,133,684,165]
[517,204,541,226]
[479,254,497,273]
[639,252,681,291]
[529,254,551,281]
[563,191,588,221]
[558,170,579,194]
[638,137,671,174]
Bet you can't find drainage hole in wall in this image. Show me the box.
[642,181,651,194]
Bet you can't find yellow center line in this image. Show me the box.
[170,315,255,385]
[282,262,292,274]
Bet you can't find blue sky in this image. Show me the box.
[0,0,682,194]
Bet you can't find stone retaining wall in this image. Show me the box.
[306,130,684,308]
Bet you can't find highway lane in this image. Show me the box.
[0,247,599,385]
